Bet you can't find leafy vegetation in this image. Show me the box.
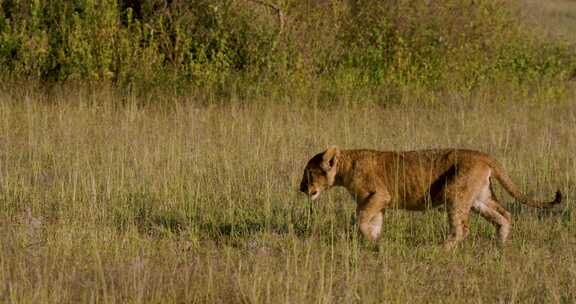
[0,0,574,94]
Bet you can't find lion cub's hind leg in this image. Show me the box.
[444,200,473,250]
[472,177,512,244]
[442,165,492,250]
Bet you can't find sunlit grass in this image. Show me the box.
[520,0,576,43]
[0,85,574,303]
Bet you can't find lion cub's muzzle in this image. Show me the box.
[299,182,320,200]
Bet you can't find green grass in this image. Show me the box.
[0,85,574,303]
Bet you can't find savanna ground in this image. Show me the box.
[0,84,575,303]
[1,1,576,303]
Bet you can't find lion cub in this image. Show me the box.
[299,146,562,248]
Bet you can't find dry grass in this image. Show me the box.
[0,85,574,303]
[520,0,576,43]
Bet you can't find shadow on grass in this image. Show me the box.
[507,201,572,224]
[197,217,316,241]
[199,220,268,239]
[111,192,319,240]
[112,192,188,237]
[112,192,490,247]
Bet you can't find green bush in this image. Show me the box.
[0,0,574,93]
[335,0,575,89]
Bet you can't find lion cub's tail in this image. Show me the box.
[489,161,562,208]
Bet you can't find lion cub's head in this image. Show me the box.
[299,146,340,200]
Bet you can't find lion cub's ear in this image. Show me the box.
[321,145,340,172]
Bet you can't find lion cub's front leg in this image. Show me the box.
[356,192,390,242]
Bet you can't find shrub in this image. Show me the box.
[0,0,573,94]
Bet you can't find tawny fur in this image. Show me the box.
[299,146,562,249]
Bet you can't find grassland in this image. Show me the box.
[0,84,574,303]
[520,0,576,43]
[1,0,576,303]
